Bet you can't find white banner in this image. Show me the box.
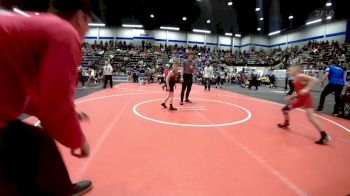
[273,70,287,80]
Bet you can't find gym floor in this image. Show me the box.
[26,83,350,196]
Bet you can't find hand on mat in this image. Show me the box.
[77,110,89,121]
[71,140,90,158]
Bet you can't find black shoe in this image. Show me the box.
[277,123,289,129]
[72,180,92,196]
[180,102,183,105]
[315,108,322,112]
[185,99,192,103]
[169,106,177,111]
[161,103,167,108]
[315,134,331,145]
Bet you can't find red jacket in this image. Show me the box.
[0,13,84,149]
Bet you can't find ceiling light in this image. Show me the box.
[160,26,180,31]
[13,8,30,17]
[182,16,187,21]
[268,30,281,36]
[225,33,233,36]
[306,19,322,25]
[206,19,211,24]
[257,27,261,31]
[228,1,233,6]
[122,24,143,28]
[326,2,332,6]
[255,7,260,11]
[34,12,39,16]
[259,17,264,21]
[288,15,294,20]
[326,16,332,20]
[89,23,106,27]
[193,29,211,34]
[150,14,154,18]
[235,34,241,37]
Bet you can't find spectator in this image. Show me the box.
[340,84,350,117]
[0,0,93,195]
[317,59,345,116]
[203,62,214,91]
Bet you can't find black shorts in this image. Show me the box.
[169,82,176,92]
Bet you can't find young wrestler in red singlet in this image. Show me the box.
[278,65,331,145]
[161,59,179,111]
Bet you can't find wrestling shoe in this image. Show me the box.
[277,123,289,129]
[161,103,167,108]
[72,180,92,196]
[169,105,177,111]
[315,134,331,145]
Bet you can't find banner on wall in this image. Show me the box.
[112,75,146,82]
[273,70,287,80]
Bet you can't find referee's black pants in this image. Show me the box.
[317,83,344,114]
[104,75,113,88]
[181,73,193,102]
[0,121,73,196]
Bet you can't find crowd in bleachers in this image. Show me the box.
[79,39,349,87]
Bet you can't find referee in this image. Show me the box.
[180,50,196,105]
[103,60,113,88]
[317,59,345,115]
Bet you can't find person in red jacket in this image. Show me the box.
[0,0,93,195]
[277,65,331,145]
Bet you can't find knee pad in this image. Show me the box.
[282,105,291,113]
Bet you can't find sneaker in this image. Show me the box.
[169,106,177,111]
[315,135,331,145]
[180,102,183,105]
[185,99,192,103]
[161,103,167,108]
[72,180,92,196]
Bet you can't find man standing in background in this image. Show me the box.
[103,60,113,88]
[180,51,196,105]
[0,0,93,195]
[317,59,345,116]
[203,62,213,91]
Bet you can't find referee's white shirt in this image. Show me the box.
[103,64,113,75]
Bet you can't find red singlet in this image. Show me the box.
[290,79,314,109]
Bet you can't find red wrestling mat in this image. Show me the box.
[26,83,350,196]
